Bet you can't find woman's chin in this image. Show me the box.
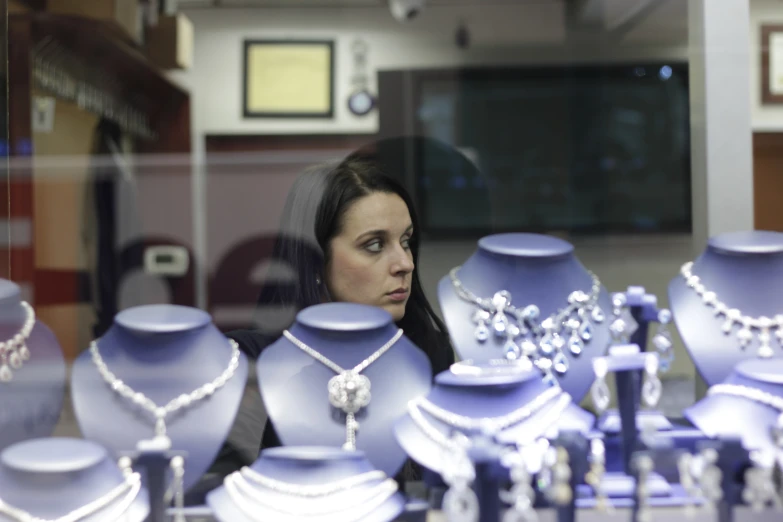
[382,302,406,322]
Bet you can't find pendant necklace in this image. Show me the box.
[90,338,241,450]
[449,267,604,375]
[282,328,403,450]
[0,457,141,521]
[681,262,783,358]
[0,301,36,382]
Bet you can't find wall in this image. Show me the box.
[172,2,688,139]
[170,2,708,387]
[751,0,783,131]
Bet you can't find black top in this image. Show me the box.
[185,326,454,504]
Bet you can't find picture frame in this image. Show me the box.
[243,39,335,118]
[761,24,783,105]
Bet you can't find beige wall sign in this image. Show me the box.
[243,40,335,118]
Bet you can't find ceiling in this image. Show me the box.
[176,0,563,7]
[173,0,688,44]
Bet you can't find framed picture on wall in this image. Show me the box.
[761,25,783,105]
[243,40,335,118]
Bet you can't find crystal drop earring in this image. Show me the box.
[164,456,186,522]
[697,449,723,513]
[441,442,479,522]
[173,456,186,522]
[500,449,538,522]
[609,292,638,343]
[544,447,572,506]
[591,358,611,414]
[641,354,662,410]
[677,452,697,518]
[743,451,781,512]
[652,308,674,372]
[585,438,610,512]
[634,454,654,522]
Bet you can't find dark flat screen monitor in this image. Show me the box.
[403,63,691,237]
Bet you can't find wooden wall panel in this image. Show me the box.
[753,132,783,231]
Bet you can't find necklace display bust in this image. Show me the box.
[0,437,148,521]
[438,233,612,401]
[0,279,66,453]
[207,446,405,522]
[685,358,783,455]
[669,230,783,385]
[394,367,593,476]
[70,304,248,491]
[257,302,432,476]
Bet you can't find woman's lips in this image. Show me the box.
[387,289,409,302]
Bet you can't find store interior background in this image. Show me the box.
[5,0,782,436]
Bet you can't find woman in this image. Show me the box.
[197,153,455,496]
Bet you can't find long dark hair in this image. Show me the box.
[256,157,453,375]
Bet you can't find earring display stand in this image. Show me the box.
[597,287,673,436]
[591,345,672,499]
[553,431,589,522]
[127,448,186,522]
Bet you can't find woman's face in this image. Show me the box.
[325,191,415,321]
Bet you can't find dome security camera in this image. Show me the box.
[389,0,426,23]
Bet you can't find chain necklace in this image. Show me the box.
[449,267,604,375]
[0,458,141,521]
[90,339,241,449]
[412,386,563,436]
[282,328,403,450]
[224,470,398,521]
[238,467,386,497]
[707,383,783,447]
[681,262,783,358]
[0,302,36,383]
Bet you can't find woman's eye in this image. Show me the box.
[365,240,383,253]
[402,237,411,249]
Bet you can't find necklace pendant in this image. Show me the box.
[342,412,359,450]
[492,313,509,337]
[328,371,371,414]
[579,321,593,341]
[474,324,490,342]
[737,327,753,347]
[504,340,521,360]
[18,343,30,361]
[552,352,569,374]
[154,416,167,437]
[8,351,21,370]
[0,364,11,382]
[568,333,584,356]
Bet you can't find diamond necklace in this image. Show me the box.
[0,458,141,522]
[224,470,398,521]
[412,385,563,436]
[238,468,386,497]
[282,328,403,450]
[0,301,36,382]
[449,267,604,375]
[707,383,783,447]
[90,338,241,450]
[681,262,783,358]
